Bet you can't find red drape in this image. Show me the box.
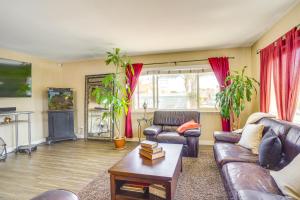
[272,28,300,121]
[208,57,231,131]
[125,63,143,138]
[260,44,274,112]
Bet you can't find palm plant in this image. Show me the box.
[216,66,259,130]
[92,48,133,144]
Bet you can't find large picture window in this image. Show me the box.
[133,66,219,110]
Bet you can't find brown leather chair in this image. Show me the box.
[143,110,201,157]
[213,118,300,200]
[31,189,79,200]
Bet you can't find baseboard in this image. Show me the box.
[76,133,85,139]
[6,138,46,154]
[199,140,214,146]
[126,137,141,142]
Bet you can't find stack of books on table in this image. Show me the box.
[139,140,165,160]
[120,182,149,194]
[149,184,166,200]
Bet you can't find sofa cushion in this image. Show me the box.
[271,154,300,200]
[259,129,282,169]
[156,132,187,145]
[153,110,200,126]
[214,143,258,167]
[222,162,281,200]
[176,120,200,134]
[238,124,264,154]
[237,190,288,200]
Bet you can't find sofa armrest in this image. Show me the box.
[143,125,162,136]
[184,128,201,137]
[214,131,241,143]
[237,190,289,200]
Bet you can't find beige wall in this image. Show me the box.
[61,47,254,143]
[0,48,62,151]
[251,3,300,111]
[0,2,298,147]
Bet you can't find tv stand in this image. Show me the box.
[0,111,37,155]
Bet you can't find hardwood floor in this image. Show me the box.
[0,140,138,200]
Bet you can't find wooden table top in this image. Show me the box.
[108,143,183,181]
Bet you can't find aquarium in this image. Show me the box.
[48,88,74,110]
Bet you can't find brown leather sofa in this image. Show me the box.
[31,189,79,200]
[143,110,201,157]
[213,118,300,200]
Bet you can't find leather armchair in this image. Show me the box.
[143,125,162,137]
[143,110,201,157]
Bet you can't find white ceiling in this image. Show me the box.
[0,0,299,62]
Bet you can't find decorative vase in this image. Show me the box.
[4,117,12,124]
[143,102,147,118]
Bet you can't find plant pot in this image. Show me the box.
[113,137,126,150]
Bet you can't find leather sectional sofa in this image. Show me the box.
[213,117,300,200]
[143,110,201,157]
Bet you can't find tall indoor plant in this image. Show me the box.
[216,66,259,130]
[92,48,133,149]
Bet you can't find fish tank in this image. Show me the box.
[48,88,74,110]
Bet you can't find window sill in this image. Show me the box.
[132,108,220,114]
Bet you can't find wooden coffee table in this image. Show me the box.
[108,143,183,200]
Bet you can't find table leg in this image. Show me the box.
[138,122,141,142]
[165,181,174,200]
[15,115,18,153]
[110,174,116,200]
[28,113,32,155]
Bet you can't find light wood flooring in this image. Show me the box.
[0,140,138,200]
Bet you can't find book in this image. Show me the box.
[120,182,149,194]
[139,149,165,160]
[141,140,158,149]
[141,146,163,154]
[149,184,166,199]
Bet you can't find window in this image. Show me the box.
[133,67,219,110]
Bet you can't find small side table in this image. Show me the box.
[137,117,152,142]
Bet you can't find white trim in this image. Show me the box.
[199,140,214,146]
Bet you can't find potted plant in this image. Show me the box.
[216,66,259,130]
[92,48,133,149]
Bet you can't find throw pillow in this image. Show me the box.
[238,124,264,154]
[176,120,200,134]
[259,129,282,169]
[271,154,300,199]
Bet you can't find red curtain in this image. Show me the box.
[260,44,274,112]
[208,57,231,131]
[272,28,300,121]
[125,63,143,138]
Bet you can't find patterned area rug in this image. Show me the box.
[78,147,227,200]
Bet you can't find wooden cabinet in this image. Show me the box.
[47,110,77,144]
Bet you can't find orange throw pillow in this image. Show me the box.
[177,120,200,134]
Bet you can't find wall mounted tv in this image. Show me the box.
[0,58,32,97]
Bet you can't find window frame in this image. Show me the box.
[133,66,219,112]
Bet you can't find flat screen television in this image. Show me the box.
[0,58,32,97]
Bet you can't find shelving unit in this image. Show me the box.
[0,111,36,154]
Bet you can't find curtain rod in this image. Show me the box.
[256,23,300,54]
[143,57,235,66]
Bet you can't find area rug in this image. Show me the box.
[78,147,227,200]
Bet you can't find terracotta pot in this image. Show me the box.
[113,137,126,150]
